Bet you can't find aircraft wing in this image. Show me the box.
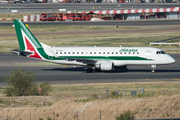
[60,57,97,64]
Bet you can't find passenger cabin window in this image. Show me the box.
[103,52,105,54]
[137,52,139,54]
[124,52,126,54]
[68,52,70,54]
[73,52,74,54]
[64,52,66,54]
[60,52,62,54]
[156,51,166,54]
[99,52,101,54]
[77,52,79,54]
[94,52,96,54]
[129,52,130,54]
[56,52,58,54]
[133,52,135,54]
[107,52,109,54]
[90,52,92,54]
[116,52,118,54]
[82,52,83,54]
[112,52,114,54]
[120,52,122,54]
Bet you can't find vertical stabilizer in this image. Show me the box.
[13,19,46,59]
[14,19,42,51]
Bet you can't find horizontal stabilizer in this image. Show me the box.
[11,49,33,56]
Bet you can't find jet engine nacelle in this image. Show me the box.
[96,61,114,71]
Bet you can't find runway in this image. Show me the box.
[2,19,180,26]
[0,3,180,13]
[0,53,179,85]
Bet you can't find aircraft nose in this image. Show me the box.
[168,56,175,63]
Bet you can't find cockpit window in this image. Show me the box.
[161,51,166,54]
[156,51,166,54]
[156,51,160,54]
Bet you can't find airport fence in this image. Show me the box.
[57,87,178,98]
[0,87,177,99]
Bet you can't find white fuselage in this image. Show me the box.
[40,46,175,66]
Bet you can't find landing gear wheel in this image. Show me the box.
[152,69,155,73]
[151,67,156,73]
[87,68,93,73]
[95,68,101,72]
[151,65,156,73]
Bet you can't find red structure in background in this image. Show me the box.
[58,0,71,3]
[40,12,93,21]
[40,13,57,21]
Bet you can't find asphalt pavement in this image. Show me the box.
[0,3,180,12]
[0,53,179,86]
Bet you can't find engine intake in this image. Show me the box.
[96,61,114,71]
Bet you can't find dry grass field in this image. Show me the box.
[0,25,180,53]
[1,95,180,120]
[0,82,180,119]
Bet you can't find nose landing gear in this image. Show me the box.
[151,65,156,73]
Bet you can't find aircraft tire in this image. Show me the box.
[87,68,92,73]
[151,69,156,73]
[95,68,101,72]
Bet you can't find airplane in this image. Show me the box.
[11,19,175,73]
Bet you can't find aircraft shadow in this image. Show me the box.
[42,67,129,73]
[42,67,180,73]
[42,67,87,72]
[127,69,180,73]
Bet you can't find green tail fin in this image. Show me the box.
[13,19,42,51]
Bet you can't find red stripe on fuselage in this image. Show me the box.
[25,37,42,59]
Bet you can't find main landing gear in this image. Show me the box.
[86,66,101,73]
[95,68,101,72]
[151,65,156,73]
[87,67,93,73]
